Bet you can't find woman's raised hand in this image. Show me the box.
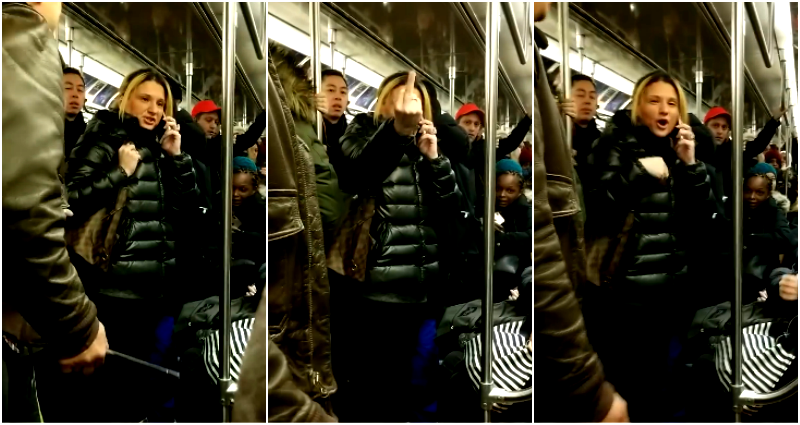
[160,116,182,156]
[393,71,423,137]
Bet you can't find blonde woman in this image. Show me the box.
[583,70,716,422]
[333,71,460,422]
[64,68,198,421]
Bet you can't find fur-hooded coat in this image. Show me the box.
[268,42,345,243]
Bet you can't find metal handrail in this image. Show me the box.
[196,2,265,110]
[479,3,500,421]
[730,3,745,421]
[220,2,236,422]
[745,2,773,68]
[488,386,533,404]
[501,2,530,65]
[456,2,529,116]
[240,2,265,60]
[739,379,798,406]
[559,2,572,151]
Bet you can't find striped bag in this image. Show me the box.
[464,320,532,412]
[201,318,256,385]
[713,322,797,415]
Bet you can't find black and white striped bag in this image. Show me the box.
[464,320,532,412]
[202,318,256,385]
[713,322,796,415]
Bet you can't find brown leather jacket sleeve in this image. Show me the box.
[533,98,614,422]
[267,338,336,423]
[2,4,99,357]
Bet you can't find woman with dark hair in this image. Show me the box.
[333,71,461,422]
[583,70,717,422]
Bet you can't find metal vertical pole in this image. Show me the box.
[220,2,236,422]
[186,11,194,111]
[780,49,786,148]
[731,3,745,422]
[449,13,456,114]
[696,20,703,116]
[329,27,337,71]
[577,33,585,74]
[66,24,74,67]
[243,98,247,126]
[479,3,500,423]
[310,2,323,138]
[558,2,572,149]
[79,54,84,75]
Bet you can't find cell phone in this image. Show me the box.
[668,125,680,141]
[154,118,167,142]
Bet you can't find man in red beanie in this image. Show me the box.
[455,102,532,217]
[192,99,222,140]
[706,105,787,199]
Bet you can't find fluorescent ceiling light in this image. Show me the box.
[268,14,384,88]
[539,37,634,95]
[58,42,124,87]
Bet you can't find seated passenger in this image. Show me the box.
[456,103,532,217]
[494,159,532,300]
[333,70,460,422]
[232,156,266,275]
[739,168,792,298]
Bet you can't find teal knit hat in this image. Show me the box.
[496,159,523,176]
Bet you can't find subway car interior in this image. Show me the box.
[535,2,798,423]
[3,2,267,423]
[268,1,533,423]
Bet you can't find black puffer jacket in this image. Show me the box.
[338,113,461,304]
[66,109,199,300]
[586,110,715,313]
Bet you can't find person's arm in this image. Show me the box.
[497,114,532,158]
[338,113,413,193]
[266,339,336,422]
[233,109,266,153]
[2,4,99,358]
[533,103,614,422]
[162,152,200,222]
[744,117,781,161]
[66,134,131,218]
[417,154,462,213]
[432,111,470,163]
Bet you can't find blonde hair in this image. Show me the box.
[111,68,173,122]
[630,71,688,127]
[373,73,433,124]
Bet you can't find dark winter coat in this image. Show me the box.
[66,109,199,300]
[270,43,345,246]
[64,115,87,159]
[496,195,532,259]
[338,112,461,304]
[585,110,716,313]
[712,118,781,199]
[467,115,532,217]
[233,193,266,267]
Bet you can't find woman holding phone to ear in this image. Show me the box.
[582,70,716,422]
[63,68,199,421]
[333,71,461,422]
